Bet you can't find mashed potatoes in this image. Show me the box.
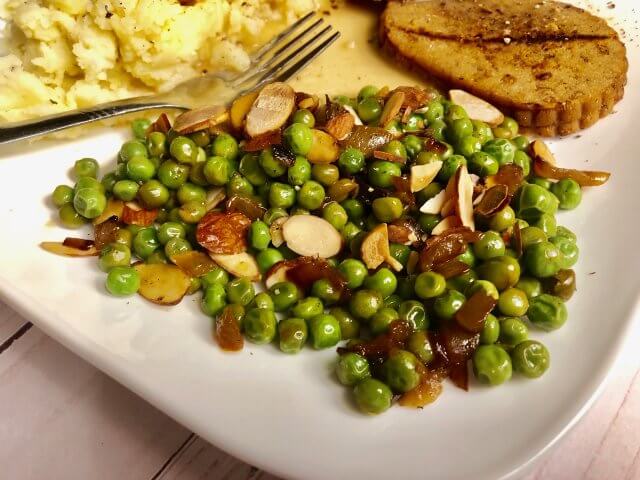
[0,0,315,123]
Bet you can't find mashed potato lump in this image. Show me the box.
[0,0,315,123]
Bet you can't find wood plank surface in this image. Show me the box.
[0,299,638,480]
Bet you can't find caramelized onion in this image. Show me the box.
[338,320,413,362]
[434,259,471,279]
[271,144,296,167]
[485,164,524,196]
[62,237,95,250]
[94,218,120,251]
[328,178,359,203]
[543,268,576,301]
[391,175,415,207]
[242,130,282,152]
[225,195,266,220]
[341,126,393,157]
[398,363,443,408]
[532,158,610,187]
[419,233,466,272]
[267,256,348,296]
[171,250,219,277]
[475,184,510,217]
[373,150,406,164]
[455,291,497,333]
[215,305,244,351]
[512,221,523,257]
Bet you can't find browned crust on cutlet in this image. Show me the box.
[379,0,628,137]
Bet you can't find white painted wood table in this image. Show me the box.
[0,300,638,480]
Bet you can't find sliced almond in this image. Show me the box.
[431,216,462,236]
[281,215,342,258]
[410,161,442,192]
[530,139,557,165]
[473,188,487,207]
[264,261,290,289]
[269,216,288,248]
[298,94,319,111]
[325,111,355,141]
[230,90,259,130]
[419,189,446,214]
[122,202,158,226]
[378,90,405,128]
[342,105,363,126]
[449,89,504,127]
[360,224,403,271]
[134,263,191,306]
[390,86,429,109]
[455,165,475,231]
[307,129,340,164]
[441,198,455,217]
[209,252,261,281]
[40,241,98,257]
[407,250,420,275]
[245,82,295,137]
[173,105,229,134]
[205,187,226,212]
[92,198,124,225]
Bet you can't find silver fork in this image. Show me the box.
[0,12,339,145]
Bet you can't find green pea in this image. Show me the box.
[125,156,155,182]
[336,353,370,386]
[499,316,529,345]
[75,176,105,193]
[357,85,379,102]
[402,135,423,158]
[349,289,383,320]
[407,330,434,364]
[287,156,312,186]
[382,140,407,161]
[73,157,99,179]
[245,220,269,251]
[132,228,159,259]
[555,225,577,243]
[530,213,557,237]
[398,300,428,331]
[297,180,325,210]
[418,213,441,233]
[338,147,365,175]
[256,248,284,273]
[203,156,232,186]
[311,278,341,305]
[415,151,441,165]
[129,118,150,139]
[438,154,466,182]
[371,197,403,223]
[513,150,531,177]
[73,188,106,219]
[157,222,186,245]
[319,202,347,231]
[447,270,478,293]
[113,229,132,248]
[259,148,287,178]
[341,199,365,221]
[244,308,277,344]
[288,297,321,320]
[482,138,515,166]
[52,185,74,207]
[473,345,512,385]
[382,350,421,393]
[511,340,550,378]
[362,268,397,298]
[517,183,559,221]
[480,314,500,344]
[370,307,399,335]
[329,307,359,339]
[414,272,446,299]
[474,231,506,260]
[164,237,191,260]
[445,104,468,122]
[311,164,340,186]
[528,293,567,331]
[202,283,227,316]
[498,287,529,317]
[550,178,582,210]
[519,226,547,249]
[515,277,542,299]
[472,120,494,145]
[511,135,529,151]
[225,278,255,306]
[523,241,562,278]
[189,152,209,186]
[529,177,551,190]
[499,116,519,138]
[424,100,444,123]
[101,172,118,193]
[308,313,341,349]
[199,268,229,290]
[138,180,169,209]
[467,280,499,300]
[268,182,296,209]
[211,133,238,162]
[235,155,265,188]
[468,151,499,177]
[277,317,307,354]
[291,108,316,127]
[111,180,138,202]
[357,97,382,123]
[246,293,271,311]
[457,247,476,267]
[98,243,131,272]
[146,250,168,264]
[368,160,402,188]
[176,183,205,205]
[477,255,521,290]
[394,276,414,300]
[146,132,167,158]
[385,119,403,136]
[337,259,368,289]
[389,243,411,267]
[433,290,466,320]
[226,174,254,197]
[262,207,288,226]
[177,201,206,224]
[353,378,392,415]
[550,236,579,269]
[269,281,299,312]
[119,140,147,163]
[156,160,188,189]
[385,295,403,310]
[283,123,313,156]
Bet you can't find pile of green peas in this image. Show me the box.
[50,84,595,415]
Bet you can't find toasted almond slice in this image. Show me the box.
[307,129,340,164]
[325,111,355,141]
[269,216,288,248]
[449,89,504,127]
[245,82,295,137]
[134,263,191,306]
[342,105,363,126]
[360,224,402,271]
[431,216,462,235]
[122,201,158,226]
[419,189,446,214]
[40,241,98,257]
[298,94,319,111]
[441,198,455,217]
[410,161,442,192]
[407,250,420,275]
[282,215,342,258]
[473,189,487,207]
[230,90,259,130]
[264,261,290,289]
[455,165,475,231]
[530,139,557,165]
[205,187,226,212]
[378,90,405,127]
[469,173,480,185]
[173,105,228,134]
[209,252,261,281]
[93,198,124,225]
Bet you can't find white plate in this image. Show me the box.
[1,3,639,479]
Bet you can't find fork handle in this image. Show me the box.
[0,101,185,145]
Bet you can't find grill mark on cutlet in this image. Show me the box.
[394,26,615,44]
